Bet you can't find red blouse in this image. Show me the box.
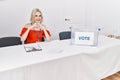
[20,28,51,44]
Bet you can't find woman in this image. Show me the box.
[20,8,51,44]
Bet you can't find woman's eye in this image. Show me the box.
[35,15,41,17]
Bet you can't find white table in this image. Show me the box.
[0,36,120,80]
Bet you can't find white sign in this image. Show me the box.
[74,32,95,45]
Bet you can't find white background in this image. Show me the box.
[0,0,120,40]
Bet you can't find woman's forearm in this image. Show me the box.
[43,29,51,41]
[20,28,30,42]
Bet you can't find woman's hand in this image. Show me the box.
[27,23,46,30]
[38,23,46,30]
[27,23,39,30]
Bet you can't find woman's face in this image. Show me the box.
[34,12,42,23]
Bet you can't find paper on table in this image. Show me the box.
[24,43,42,52]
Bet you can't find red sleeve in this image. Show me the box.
[46,30,51,36]
[43,30,51,38]
[20,28,27,36]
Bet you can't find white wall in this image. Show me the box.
[64,0,86,25]
[64,0,120,36]
[0,0,65,40]
[85,0,120,35]
[0,0,120,40]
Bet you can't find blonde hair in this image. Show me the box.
[30,8,43,24]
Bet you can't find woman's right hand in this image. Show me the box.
[28,23,39,30]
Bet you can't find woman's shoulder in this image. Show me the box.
[23,23,31,28]
[42,24,45,26]
[42,24,46,28]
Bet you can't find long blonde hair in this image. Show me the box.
[30,8,43,24]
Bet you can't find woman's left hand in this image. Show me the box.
[37,23,46,30]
